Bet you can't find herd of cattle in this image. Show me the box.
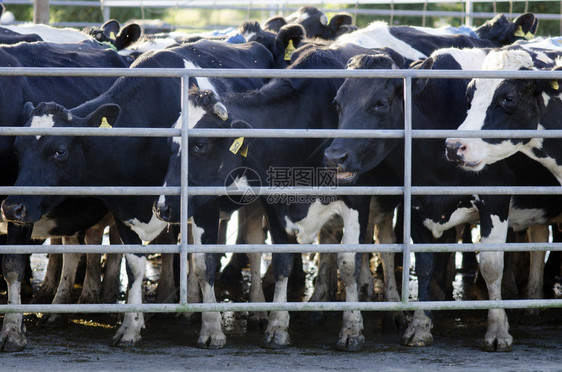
[0,3,560,354]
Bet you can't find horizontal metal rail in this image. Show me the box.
[0,299,560,314]
[0,185,559,196]
[0,242,560,254]
[3,127,562,139]
[2,67,562,80]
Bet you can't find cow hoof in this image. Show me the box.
[111,332,140,348]
[262,329,290,349]
[247,312,268,330]
[40,314,68,328]
[196,334,226,349]
[400,328,433,347]
[481,337,513,352]
[0,330,27,352]
[336,334,365,352]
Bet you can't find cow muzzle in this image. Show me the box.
[445,140,466,163]
[1,201,28,223]
[324,148,358,184]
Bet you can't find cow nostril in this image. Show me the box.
[3,203,26,221]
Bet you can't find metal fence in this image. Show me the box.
[0,66,561,315]
[2,0,561,30]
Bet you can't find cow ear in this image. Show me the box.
[22,102,35,123]
[537,65,562,95]
[328,13,353,31]
[114,23,141,50]
[512,13,538,40]
[264,16,287,32]
[84,104,121,128]
[412,57,434,93]
[100,19,121,41]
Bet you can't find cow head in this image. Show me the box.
[474,13,538,46]
[1,101,120,224]
[286,6,356,40]
[445,50,555,172]
[154,88,251,222]
[83,19,142,50]
[324,51,406,183]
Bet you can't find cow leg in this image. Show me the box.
[42,236,82,327]
[192,204,226,349]
[305,217,340,325]
[239,201,267,328]
[111,220,146,347]
[525,225,548,314]
[32,250,62,304]
[478,202,512,352]
[78,253,102,304]
[375,211,404,329]
[1,223,32,352]
[263,252,292,349]
[154,226,179,303]
[336,205,366,352]
[100,223,123,303]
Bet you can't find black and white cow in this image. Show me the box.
[1,39,276,349]
[1,19,141,50]
[445,48,562,185]
[334,12,538,60]
[263,6,356,39]
[324,45,562,351]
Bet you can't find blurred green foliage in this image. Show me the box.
[3,1,561,36]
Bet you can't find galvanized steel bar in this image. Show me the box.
[401,77,413,304]
[0,242,560,254]
[2,67,562,80]
[3,127,561,139]
[180,75,190,306]
[0,298,560,314]
[0,185,559,196]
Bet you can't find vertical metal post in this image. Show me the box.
[401,77,413,303]
[465,0,473,27]
[33,0,50,24]
[179,74,190,306]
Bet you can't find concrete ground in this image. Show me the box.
[1,309,560,371]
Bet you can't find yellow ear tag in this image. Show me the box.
[284,39,296,62]
[229,137,244,154]
[239,144,248,157]
[110,31,116,40]
[551,80,559,90]
[513,26,525,38]
[99,117,112,128]
[524,32,534,40]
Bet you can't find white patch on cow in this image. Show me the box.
[480,214,508,243]
[242,31,256,42]
[335,21,427,61]
[284,200,357,244]
[119,38,178,56]
[29,114,55,140]
[191,220,205,245]
[2,23,91,43]
[125,211,167,242]
[431,47,487,70]
[508,204,549,232]
[422,206,478,239]
[542,92,551,107]
[286,10,310,23]
[184,60,218,97]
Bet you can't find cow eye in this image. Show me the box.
[502,95,515,108]
[54,147,67,159]
[192,142,208,154]
[374,100,388,112]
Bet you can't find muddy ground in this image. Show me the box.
[0,307,560,371]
